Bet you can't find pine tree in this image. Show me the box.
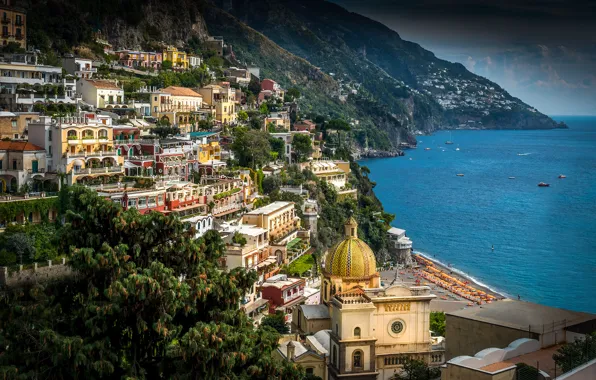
[0,186,305,379]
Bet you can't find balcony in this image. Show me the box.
[1,18,10,24]
[15,21,23,26]
[66,150,118,159]
[73,167,123,175]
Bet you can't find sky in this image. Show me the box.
[330,0,596,116]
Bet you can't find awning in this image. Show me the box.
[242,298,268,315]
[123,161,140,169]
[276,295,306,311]
[256,257,277,269]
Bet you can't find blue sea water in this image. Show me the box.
[359,117,596,313]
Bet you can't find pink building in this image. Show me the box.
[115,50,163,70]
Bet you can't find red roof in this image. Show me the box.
[0,141,45,151]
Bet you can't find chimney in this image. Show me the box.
[286,341,295,362]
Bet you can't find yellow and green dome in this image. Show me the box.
[324,217,377,279]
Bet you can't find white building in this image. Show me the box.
[0,54,79,112]
[62,56,96,79]
[188,55,202,68]
[185,214,214,238]
[77,79,125,109]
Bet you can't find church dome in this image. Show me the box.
[324,217,377,278]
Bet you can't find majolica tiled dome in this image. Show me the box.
[325,217,377,278]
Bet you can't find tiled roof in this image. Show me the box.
[162,86,202,97]
[84,79,122,90]
[0,141,45,151]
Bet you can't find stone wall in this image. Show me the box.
[0,258,74,287]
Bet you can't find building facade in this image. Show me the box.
[77,79,125,109]
[28,114,124,184]
[0,2,26,49]
[163,46,188,70]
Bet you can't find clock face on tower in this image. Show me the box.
[391,321,404,334]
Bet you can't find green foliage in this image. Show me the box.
[553,332,596,373]
[259,103,269,116]
[213,187,241,200]
[291,134,313,162]
[161,59,173,70]
[0,186,306,379]
[206,56,224,68]
[3,232,35,264]
[260,312,289,335]
[284,87,301,102]
[151,124,180,139]
[286,254,314,277]
[394,357,441,379]
[269,137,285,159]
[262,175,282,195]
[231,127,272,169]
[232,231,247,246]
[0,197,59,224]
[430,312,445,336]
[238,110,249,122]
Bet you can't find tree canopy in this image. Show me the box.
[553,333,596,374]
[231,127,272,169]
[291,134,313,163]
[0,186,306,379]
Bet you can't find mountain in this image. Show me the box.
[26,0,565,152]
[210,0,565,132]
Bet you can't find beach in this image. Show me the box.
[380,252,506,313]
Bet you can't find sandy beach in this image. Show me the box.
[379,252,506,313]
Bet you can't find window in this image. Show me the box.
[353,350,363,370]
[354,327,361,338]
[332,346,337,367]
[12,159,16,169]
[11,120,16,129]
[48,130,52,141]
[15,28,20,37]
[138,197,147,209]
[305,368,314,375]
[13,134,18,139]
[0,160,3,169]
[127,198,137,208]
[335,324,339,335]
[48,146,52,156]
[1,26,6,37]
[157,194,164,205]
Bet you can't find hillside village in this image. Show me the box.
[0,1,593,380]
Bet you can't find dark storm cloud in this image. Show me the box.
[330,0,596,115]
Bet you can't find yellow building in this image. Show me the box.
[198,85,237,124]
[197,141,221,163]
[0,3,26,49]
[275,339,328,380]
[293,217,444,380]
[163,46,188,70]
[28,114,124,185]
[150,86,203,133]
[243,201,300,243]
[0,111,37,140]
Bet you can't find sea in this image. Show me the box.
[359,116,596,313]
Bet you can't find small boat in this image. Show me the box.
[538,182,550,187]
[558,174,566,179]
[455,147,460,151]
[425,147,431,151]
[508,177,515,179]
[445,141,453,145]
[456,173,464,177]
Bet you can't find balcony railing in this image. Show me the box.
[74,167,123,175]
[1,19,10,24]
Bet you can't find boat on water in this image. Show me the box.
[508,176,516,179]
[425,147,431,151]
[445,132,454,145]
[455,147,460,151]
[538,182,550,187]
[558,174,567,179]
[456,173,464,177]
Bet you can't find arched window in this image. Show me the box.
[353,350,363,370]
[354,327,361,338]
